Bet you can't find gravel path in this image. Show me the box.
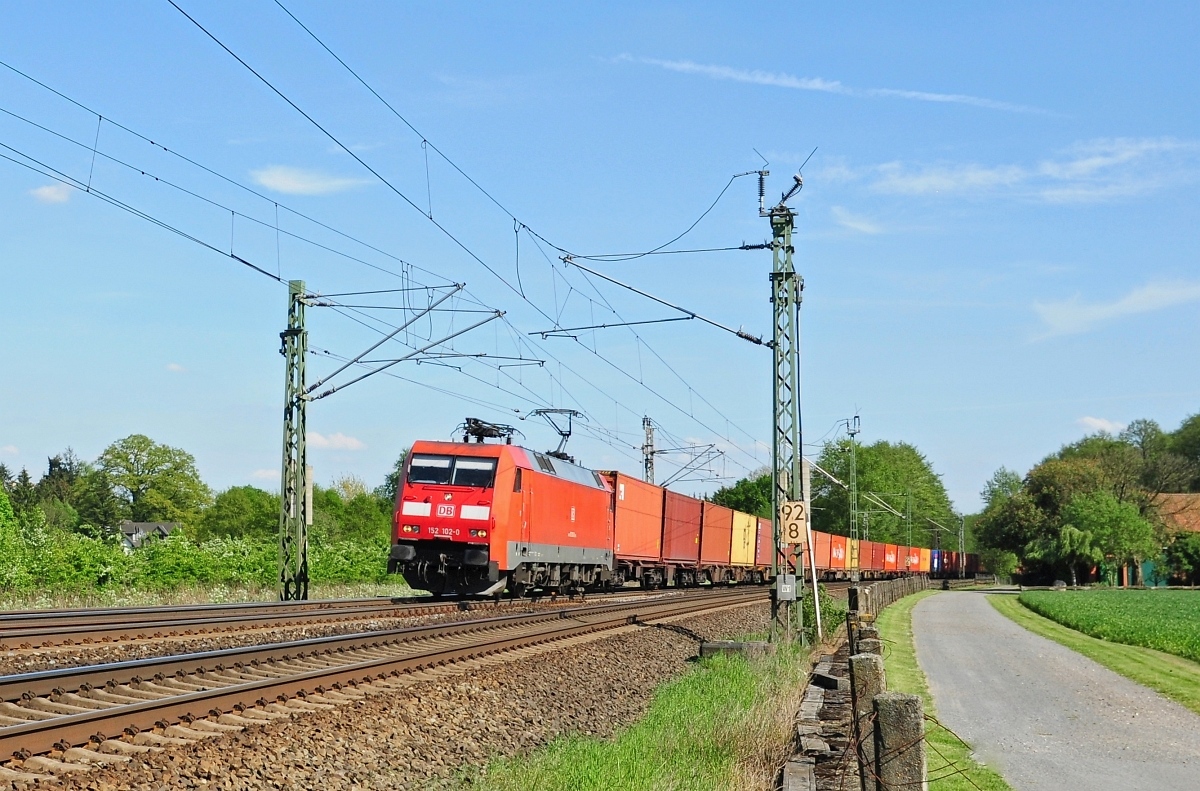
[50,603,769,791]
[911,592,1200,791]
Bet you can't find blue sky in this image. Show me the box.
[2,1,1198,511]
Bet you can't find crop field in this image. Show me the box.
[1019,590,1200,663]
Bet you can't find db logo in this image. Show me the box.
[436,504,455,518]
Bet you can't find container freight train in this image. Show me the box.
[387,439,979,595]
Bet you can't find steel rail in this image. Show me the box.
[0,588,692,648]
[0,589,765,758]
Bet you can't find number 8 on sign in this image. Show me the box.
[780,500,806,545]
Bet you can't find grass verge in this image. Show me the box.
[875,592,1012,791]
[989,594,1200,716]
[475,645,808,791]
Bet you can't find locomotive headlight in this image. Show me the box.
[401,525,421,534]
[469,529,488,538]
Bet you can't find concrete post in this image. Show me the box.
[850,653,886,791]
[874,692,927,791]
[858,625,880,643]
[857,638,882,655]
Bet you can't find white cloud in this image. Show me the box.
[868,137,1198,202]
[251,469,277,480]
[617,54,1042,113]
[1034,280,1200,337]
[0,445,17,455]
[250,166,370,196]
[830,206,882,235]
[307,431,366,451]
[166,363,186,373]
[30,184,72,203]
[872,162,1026,195]
[1077,416,1127,434]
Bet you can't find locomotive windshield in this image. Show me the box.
[407,454,497,488]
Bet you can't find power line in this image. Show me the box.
[5,18,768,478]
[167,5,766,473]
[193,2,771,464]
[0,143,284,285]
[0,56,455,290]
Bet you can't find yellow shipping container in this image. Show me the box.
[731,511,757,566]
[849,538,861,571]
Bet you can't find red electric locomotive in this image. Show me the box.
[388,439,613,595]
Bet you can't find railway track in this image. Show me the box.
[0,587,702,650]
[0,588,765,778]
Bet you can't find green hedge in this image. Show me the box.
[0,495,388,592]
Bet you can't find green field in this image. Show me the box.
[1018,590,1200,663]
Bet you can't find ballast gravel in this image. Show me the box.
[49,603,770,791]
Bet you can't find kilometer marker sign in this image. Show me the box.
[780,500,807,546]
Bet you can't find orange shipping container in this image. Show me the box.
[662,491,702,564]
[830,535,848,570]
[755,517,773,566]
[700,502,734,565]
[884,544,898,572]
[604,472,663,562]
[905,547,921,570]
[813,531,832,570]
[919,548,931,573]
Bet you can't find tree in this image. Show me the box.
[35,450,84,504]
[1170,413,1200,490]
[310,485,390,544]
[979,547,1018,580]
[333,475,368,500]
[375,449,409,504]
[709,467,771,518]
[9,469,38,516]
[197,486,278,541]
[1164,532,1200,585]
[97,435,211,525]
[811,439,955,545]
[1025,524,1102,587]
[981,467,1022,512]
[1062,491,1157,584]
[0,463,13,492]
[72,467,128,536]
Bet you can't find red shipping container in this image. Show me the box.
[662,491,702,564]
[829,535,848,570]
[904,547,921,570]
[604,472,663,562]
[859,540,875,571]
[871,541,886,571]
[812,531,832,570]
[884,544,898,572]
[700,502,734,565]
[755,517,773,566]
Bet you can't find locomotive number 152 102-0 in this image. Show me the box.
[427,526,462,537]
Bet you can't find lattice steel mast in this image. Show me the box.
[764,171,806,642]
[642,416,655,484]
[279,280,310,601]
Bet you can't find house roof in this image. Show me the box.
[1156,494,1200,533]
[119,521,179,537]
